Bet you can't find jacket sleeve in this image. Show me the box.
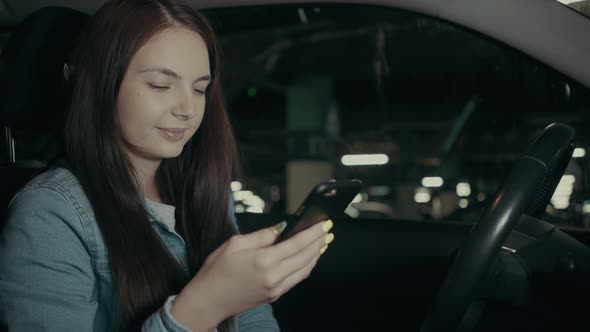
[141,295,193,332]
[237,304,280,332]
[0,187,193,332]
[0,187,100,331]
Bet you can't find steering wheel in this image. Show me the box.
[420,123,575,332]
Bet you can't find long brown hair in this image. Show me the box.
[64,0,238,330]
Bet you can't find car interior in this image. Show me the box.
[2,1,590,331]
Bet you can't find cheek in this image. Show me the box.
[117,90,161,142]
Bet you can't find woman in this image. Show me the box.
[0,0,334,331]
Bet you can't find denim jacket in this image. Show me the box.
[0,166,280,331]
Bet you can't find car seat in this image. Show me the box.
[0,7,88,229]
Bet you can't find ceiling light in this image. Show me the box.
[341,154,389,166]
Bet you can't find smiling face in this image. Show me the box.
[116,26,211,164]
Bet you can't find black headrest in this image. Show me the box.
[0,7,88,131]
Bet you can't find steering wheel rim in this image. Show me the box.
[420,123,575,332]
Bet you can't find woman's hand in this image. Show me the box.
[171,219,334,331]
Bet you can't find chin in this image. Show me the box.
[153,145,185,159]
[162,149,184,159]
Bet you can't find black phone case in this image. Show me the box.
[277,179,362,242]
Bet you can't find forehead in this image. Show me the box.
[130,27,210,76]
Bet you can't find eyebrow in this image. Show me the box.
[139,66,211,83]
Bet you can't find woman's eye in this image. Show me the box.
[149,84,169,90]
[194,88,206,95]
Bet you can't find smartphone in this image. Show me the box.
[276,179,363,242]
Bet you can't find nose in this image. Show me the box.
[171,86,197,119]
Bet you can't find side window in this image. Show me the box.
[212,5,590,229]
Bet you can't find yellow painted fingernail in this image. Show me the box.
[273,221,287,234]
[320,245,328,254]
[322,220,333,233]
[325,233,334,245]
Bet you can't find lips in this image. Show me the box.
[160,128,186,134]
[158,128,186,142]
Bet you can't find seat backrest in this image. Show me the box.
[0,7,88,225]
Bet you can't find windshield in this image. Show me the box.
[206,4,590,230]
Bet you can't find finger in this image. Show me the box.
[232,221,287,251]
[271,219,331,260]
[275,253,321,296]
[275,231,328,280]
[262,219,332,263]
